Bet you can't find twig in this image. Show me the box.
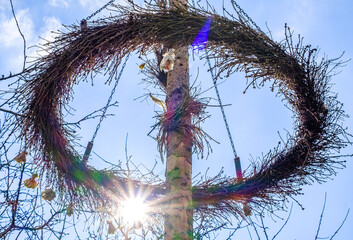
[250,217,261,240]
[315,193,327,240]
[0,107,24,117]
[260,214,269,240]
[9,0,27,70]
[272,203,293,240]
[329,209,350,240]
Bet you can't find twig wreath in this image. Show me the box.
[14,1,350,221]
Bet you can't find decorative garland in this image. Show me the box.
[15,2,349,221]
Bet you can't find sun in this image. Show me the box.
[120,196,149,227]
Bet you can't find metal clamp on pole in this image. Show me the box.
[234,156,250,215]
[234,156,243,182]
[82,141,93,164]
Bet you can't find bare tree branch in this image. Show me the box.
[315,193,327,240]
[272,203,293,240]
[9,0,27,70]
[330,209,350,240]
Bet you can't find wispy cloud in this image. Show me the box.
[0,9,34,47]
[0,8,34,70]
[48,0,69,8]
[287,0,316,32]
[78,0,127,11]
[26,16,63,61]
[270,0,318,41]
[0,7,62,71]
[79,0,109,10]
[39,16,62,42]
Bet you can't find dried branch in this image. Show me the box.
[330,209,350,240]
[315,193,327,240]
[9,0,26,70]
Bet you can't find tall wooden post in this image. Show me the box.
[164,0,193,239]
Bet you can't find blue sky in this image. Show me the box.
[0,0,352,239]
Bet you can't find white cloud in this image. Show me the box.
[264,0,317,42]
[0,8,35,70]
[0,7,62,70]
[48,0,69,8]
[0,9,34,48]
[78,0,127,11]
[39,16,62,43]
[26,16,63,60]
[79,0,107,10]
[275,0,319,38]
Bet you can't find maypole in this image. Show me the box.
[164,0,193,239]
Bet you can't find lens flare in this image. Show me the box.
[192,16,212,51]
[120,196,148,227]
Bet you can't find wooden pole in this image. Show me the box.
[164,0,193,239]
